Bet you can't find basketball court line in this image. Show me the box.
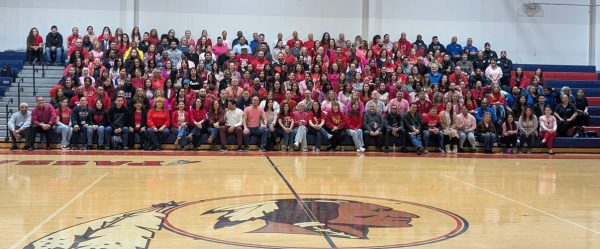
[265,156,338,248]
[441,173,600,235]
[7,172,110,249]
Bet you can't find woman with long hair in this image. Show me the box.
[345,101,365,152]
[517,106,538,154]
[172,101,191,150]
[206,100,224,146]
[53,98,73,150]
[278,102,295,151]
[26,27,43,65]
[440,102,459,153]
[307,101,332,152]
[502,113,519,154]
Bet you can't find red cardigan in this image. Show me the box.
[171,110,191,129]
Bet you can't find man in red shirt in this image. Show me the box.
[251,51,270,73]
[66,38,89,64]
[449,66,469,84]
[304,33,315,51]
[286,31,303,48]
[416,91,433,115]
[243,96,268,151]
[29,96,56,150]
[397,32,411,56]
[421,107,445,153]
[235,47,253,69]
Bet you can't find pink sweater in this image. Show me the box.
[539,115,557,132]
[456,113,476,131]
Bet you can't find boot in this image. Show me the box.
[452,145,458,154]
[445,144,450,154]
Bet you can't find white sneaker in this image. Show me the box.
[359,147,366,152]
[541,139,546,144]
[294,142,300,148]
[327,134,333,139]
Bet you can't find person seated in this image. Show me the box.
[539,106,557,154]
[8,103,32,150]
[219,99,244,151]
[29,96,56,150]
[574,89,590,126]
[502,113,519,154]
[291,102,310,152]
[422,106,445,154]
[384,104,405,153]
[457,105,477,152]
[278,102,296,151]
[127,99,148,149]
[90,99,112,150]
[474,99,497,123]
[518,106,538,154]
[45,25,64,65]
[554,94,578,137]
[345,101,366,152]
[172,101,192,150]
[476,112,497,154]
[243,96,269,151]
[403,103,425,155]
[26,27,44,65]
[53,99,73,150]
[70,97,93,150]
[365,91,386,116]
[362,102,385,151]
[146,97,170,151]
[108,96,130,150]
[440,102,459,154]
[306,101,331,152]
[188,98,208,149]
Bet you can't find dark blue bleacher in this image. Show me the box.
[589,106,600,116]
[546,80,600,89]
[0,51,26,61]
[512,64,596,73]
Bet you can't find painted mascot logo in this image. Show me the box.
[202,199,419,239]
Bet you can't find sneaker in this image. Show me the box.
[439,148,445,154]
[548,150,554,155]
[220,147,227,152]
[46,144,51,150]
[416,147,422,155]
[359,147,366,152]
[82,145,89,150]
[61,145,68,150]
[541,139,546,144]
[259,147,267,152]
[237,147,244,152]
[301,148,308,152]
[123,146,130,151]
[293,142,300,148]
[315,148,320,152]
[424,149,429,154]
[326,134,333,140]
[471,147,477,153]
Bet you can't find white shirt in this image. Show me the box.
[224,108,243,127]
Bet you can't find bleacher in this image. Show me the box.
[1,50,600,151]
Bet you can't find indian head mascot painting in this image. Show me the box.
[202,199,419,239]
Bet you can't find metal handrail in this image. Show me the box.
[4,98,13,142]
[32,61,38,96]
[18,87,23,105]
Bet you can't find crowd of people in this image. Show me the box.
[13,25,592,154]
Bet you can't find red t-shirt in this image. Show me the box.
[422,113,441,129]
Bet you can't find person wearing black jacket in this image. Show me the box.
[427,36,446,54]
[403,103,425,155]
[128,99,148,149]
[498,51,513,88]
[45,25,64,65]
[108,96,130,150]
[384,104,406,153]
[90,99,112,150]
[70,97,93,150]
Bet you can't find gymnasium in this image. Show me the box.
[1,1,599,248]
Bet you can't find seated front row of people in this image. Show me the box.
[9,97,559,154]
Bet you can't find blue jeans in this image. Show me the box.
[87,126,112,147]
[481,132,496,151]
[44,47,63,63]
[244,127,268,148]
[422,130,444,149]
[174,126,189,146]
[408,133,423,148]
[345,129,364,149]
[459,130,476,149]
[53,123,72,146]
[492,104,506,121]
[146,128,171,147]
[279,127,296,146]
[116,127,130,147]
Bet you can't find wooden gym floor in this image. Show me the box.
[1,150,599,248]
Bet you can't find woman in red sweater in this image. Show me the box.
[26,27,44,65]
[172,101,191,150]
[345,101,365,152]
[324,101,346,151]
[189,98,207,149]
[146,97,170,150]
[53,99,73,150]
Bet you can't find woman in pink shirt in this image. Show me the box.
[539,106,557,154]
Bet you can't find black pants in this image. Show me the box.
[26,48,43,63]
[27,125,52,147]
[503,134,518,148]
[444,135,459,146]
[519,133,536,149]
[326,128,344,149]
[10,127,30,146]
[364,131,384,147]
[129,129,147,148]
[385,129,404,147]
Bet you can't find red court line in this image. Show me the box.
[1,149,599,160]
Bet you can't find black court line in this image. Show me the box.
[265,156,338,249]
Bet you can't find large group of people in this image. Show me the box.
[13,25,592,154]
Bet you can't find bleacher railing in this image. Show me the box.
[4,98,13,142]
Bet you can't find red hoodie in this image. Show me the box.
[325,111,346,130]
[345,112,363,130]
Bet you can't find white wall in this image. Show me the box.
[378,0,591,66]
[137,0,363,44]
[0,0,133,51]
[0,0,597,67]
